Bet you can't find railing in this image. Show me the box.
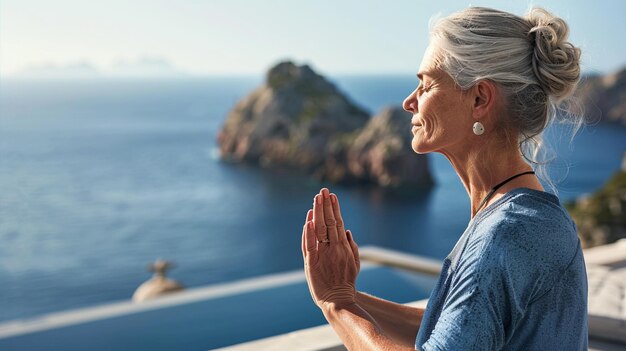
[358,246,442,276]
[214,246,442,350]
[0,246,441,346]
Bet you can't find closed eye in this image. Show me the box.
[416,71,436,94]
[417,83,431,94]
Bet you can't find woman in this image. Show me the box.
[301,7,588,351]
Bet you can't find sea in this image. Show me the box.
[1,74,625,323]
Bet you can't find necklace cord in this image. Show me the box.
[476,171,536,213]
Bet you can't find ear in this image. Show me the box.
[471,79,498,120]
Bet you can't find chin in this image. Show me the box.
[411,138,435,155]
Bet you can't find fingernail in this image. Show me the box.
[322,188,329,198]
[331,194,336,204]
[316,195,322,205]
[308,221,313,229]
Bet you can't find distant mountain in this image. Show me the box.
[578,67,626,126]
[16,61,101,79]
[13,57,186,79]
[107,57,186,77]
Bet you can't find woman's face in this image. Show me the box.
[402,45,474,156]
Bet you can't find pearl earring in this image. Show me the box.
[472,121,485,135]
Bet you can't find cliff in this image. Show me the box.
[345,107,434,188]
[578,67,626,126]
[217,61,433,189]
[566,152,626,248]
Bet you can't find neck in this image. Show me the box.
[440,142,543,219]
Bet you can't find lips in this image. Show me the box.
[411,117,422,127]
[411,119,423,135]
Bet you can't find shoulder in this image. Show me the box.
[486,188,578,257]
[473,188,578,257]
[459,188,582,299]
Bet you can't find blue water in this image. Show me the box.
[1,76,625,324]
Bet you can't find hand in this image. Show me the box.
[301,188,361,311]
[311,188,360,275]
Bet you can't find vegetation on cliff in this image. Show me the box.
[566,154,626,248]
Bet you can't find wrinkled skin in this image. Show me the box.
[301,188,360,310]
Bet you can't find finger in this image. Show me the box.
[346,230,360,269]
[304,220,318,265]
[321,188,339,243]
[303,209,313,257]
[313,193,327,242]
[302,223,306,259]
[330,193,347,244]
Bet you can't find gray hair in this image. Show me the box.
[429,7,583,191]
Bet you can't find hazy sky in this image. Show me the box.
[1,0,625,76]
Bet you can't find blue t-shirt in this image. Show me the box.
[415,187,588,350]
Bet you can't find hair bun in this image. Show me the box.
[527,8,581,100]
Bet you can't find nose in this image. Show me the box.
[403,88,418,114]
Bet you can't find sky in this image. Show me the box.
[1,0,625,77]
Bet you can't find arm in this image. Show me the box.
[356,291,424,348]
[323,302,419,351]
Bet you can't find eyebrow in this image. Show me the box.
[416,70,436,81]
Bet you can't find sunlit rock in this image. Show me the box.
[217,61,433,190]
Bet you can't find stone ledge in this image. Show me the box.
[213,299,429,351]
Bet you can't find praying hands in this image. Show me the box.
[301,188,360,311]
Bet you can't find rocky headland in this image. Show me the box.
[566,152,626,248]
[578,67,626,126]
[216,61,434,190]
